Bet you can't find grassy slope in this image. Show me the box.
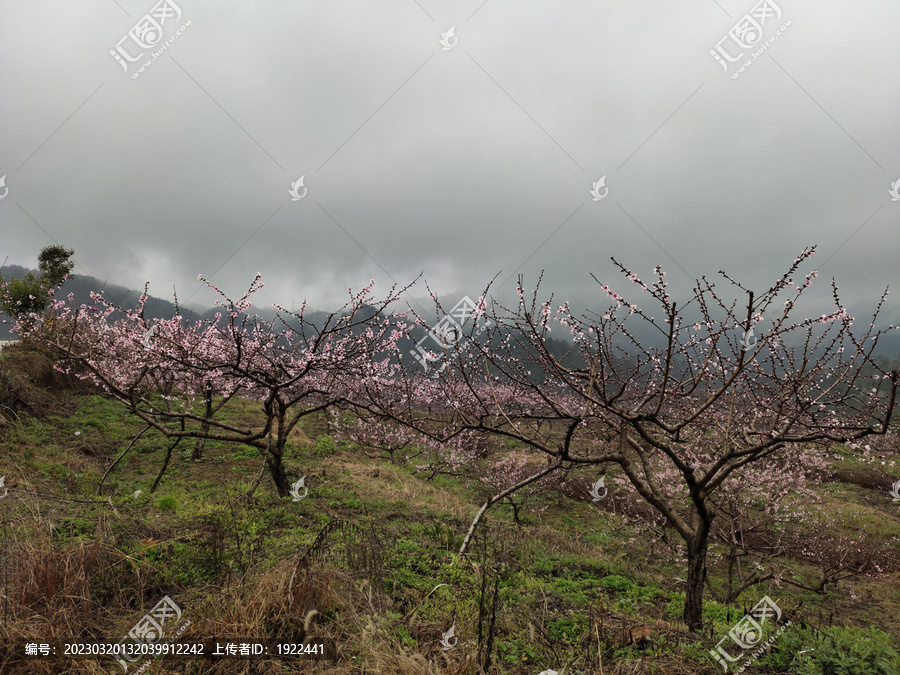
[1,342,899,675]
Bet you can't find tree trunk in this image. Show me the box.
[192,385,213,460]
[150,435,183,493]
[192,433,207,461]
[267,442,291,497]
[684,516,712,630]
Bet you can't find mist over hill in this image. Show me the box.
[2,266,897,376]
[0,265,586,380]
[0,265,330,340]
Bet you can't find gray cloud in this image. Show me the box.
[1,0,898,335]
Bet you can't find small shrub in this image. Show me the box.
[424,522,463,552]
[763,624,900,674]
[231,446,261,460]
[155,495,178,512]
[314,435,336,457]
[600,574,636,595]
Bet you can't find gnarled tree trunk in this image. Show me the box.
[683,505,713,630]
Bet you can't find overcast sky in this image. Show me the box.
[1,0,898,333]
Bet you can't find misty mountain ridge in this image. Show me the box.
[0,265,332,340]
[1,265,896,371]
